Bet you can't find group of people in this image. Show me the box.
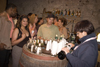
[0,3,98,67]
[0,3,68,67]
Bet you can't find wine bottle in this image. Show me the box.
[44,39,48,46]
[69,33,76,44]
[55,9,58,15]
[61,10,63,15]
[40,39,44,46]
[55,34,58,41]
[71,10,74,16]
[75,10,78,17]
[63,9,66,16]
[67,9,70,16]
[58,9,60,15]
[65,9,67,15]
[52,8,55,15]
[36,39,40,46]
[31,45,34,52]
[27,38,33,49]
[60,35,63,40]
[78,10,81,17]
[36,43,42,54]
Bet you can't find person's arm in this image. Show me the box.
[0,17,2,44]
[0,17,2,32]
[0,17,6,50]
[29,24,32,33]
[11,28,26,46]
[67,43,78,50]
[37,26,43,38]
[66,46,96,67]
[29,24,36,37]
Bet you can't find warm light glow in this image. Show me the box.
[97,33,100,42]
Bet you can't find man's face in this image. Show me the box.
[47,18,54,25]
[9,7,17,18]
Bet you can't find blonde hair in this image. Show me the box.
[29,14,37,25]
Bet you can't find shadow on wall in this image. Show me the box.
[0,0,6,13]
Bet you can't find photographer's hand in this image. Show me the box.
[62,47,70,54]
[68,43,75,48]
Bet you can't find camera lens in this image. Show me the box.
[58,51,66,60]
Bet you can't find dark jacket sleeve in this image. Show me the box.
[66,46,97,67]
[71,43,78,50]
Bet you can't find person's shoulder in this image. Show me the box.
[80,41,95,50]
[14,28,19,32]
[0,15,5,19]
[63,27,67,30]
[13,28,19,36]
[52,25,59,30]
[0,11,7,18]
[40,23,46,27]
[52,24,58,28]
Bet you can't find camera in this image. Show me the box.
[58,51,66,60]
[58,45,71,60]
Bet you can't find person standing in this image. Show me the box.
[58,17,68,39]
[0,3,17,67]
[62,20,98,67]
[37,14,60,40]
[11,15,31,67]
[29,14,38,38]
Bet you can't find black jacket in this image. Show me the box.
[66,33,98,67]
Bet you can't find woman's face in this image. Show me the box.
[76,31,87,39]
[21,18,28,27]
[58,20,63,27]
[34,16,38,23]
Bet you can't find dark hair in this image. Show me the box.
[54,16,58,21]
[16,15,29,30]
[27,13,33,16]
[35,14,37,16]
[58,17,67,27]
[16,13,20,19]
[5,3,16,10]
[36,17,43,26]
[46,13,55,18]
[74,20,94,35]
